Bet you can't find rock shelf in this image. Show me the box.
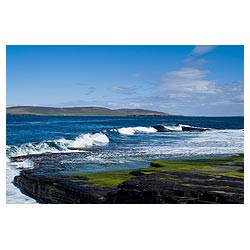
[13,154,244,204]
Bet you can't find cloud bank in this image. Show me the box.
[160,67,217,94]
[191,45,217,55]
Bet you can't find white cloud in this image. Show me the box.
[160,67,217,94]
[218,81,244,104]
[184,57,207,67]
[192,45,217,55]
[109,78,243,115]
[167,67,209,80]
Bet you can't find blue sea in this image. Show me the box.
[6,115,244,203]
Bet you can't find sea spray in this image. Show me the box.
[6,132,110,158]
[116,126,157,135]
[6,158,36,204]
[114,124,211,135]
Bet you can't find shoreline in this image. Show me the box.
[13,154,244,204]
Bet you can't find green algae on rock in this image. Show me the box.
[14,154,244,204]
[70,170,133,187]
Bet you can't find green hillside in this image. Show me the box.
[6,106,171,116]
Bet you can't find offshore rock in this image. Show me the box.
[153,124,210,132]
[181,125,209,132]
[153,125,171,132]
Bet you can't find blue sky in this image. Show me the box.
[6,45,244,116]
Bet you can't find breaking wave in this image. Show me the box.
[6,132,109,158]
[112,124,211,135]
[153,124,210,132]
[6,157,37,204]
[114,126,157,135]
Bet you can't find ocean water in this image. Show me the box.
[6,115,244,203]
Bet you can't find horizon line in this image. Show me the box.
[6,105,244,117]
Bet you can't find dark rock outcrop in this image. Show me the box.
[153,124,210,132]
[14,170,115,204]
[14,168,244,204]
[153,125,171,132]
[181,125,209,132]
[107,171,243,204]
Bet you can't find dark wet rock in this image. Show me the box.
[129,170,145,176]
[10,155,35,162]
[67,147,93,151]
[181,125,209,132]
[153,125,171,132]
[12,153,244,204]
[153,124,210,132]
[10,151,92,163]
[107,172,244,204]
[14,170,115,204]
[14,167,244,204]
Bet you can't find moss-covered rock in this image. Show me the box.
[13,154,244,204]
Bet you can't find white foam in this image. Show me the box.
[202,128,243,145]
[137,129,244,157]
[6,127,243,204]
[6,156,10,163]
[6,132,110,158]
[69,132,109,148]
[161,124,209,131]
[6,132,110,203]
[117,126,157,135]
[163,124,183,131]
[6,159,37,204]
[15,159,34,169]
[8,142,62,157]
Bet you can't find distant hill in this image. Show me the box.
[6,106,174,116]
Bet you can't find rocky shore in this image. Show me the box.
[13,154,244,204]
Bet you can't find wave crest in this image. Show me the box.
[116,126,157,135]
[114,124,210,135]
[153,124,210,132]
[7,132,109,158]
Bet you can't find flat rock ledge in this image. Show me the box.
[14,168,244,204]
[108,171,243,204]
[14,170,113,204]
